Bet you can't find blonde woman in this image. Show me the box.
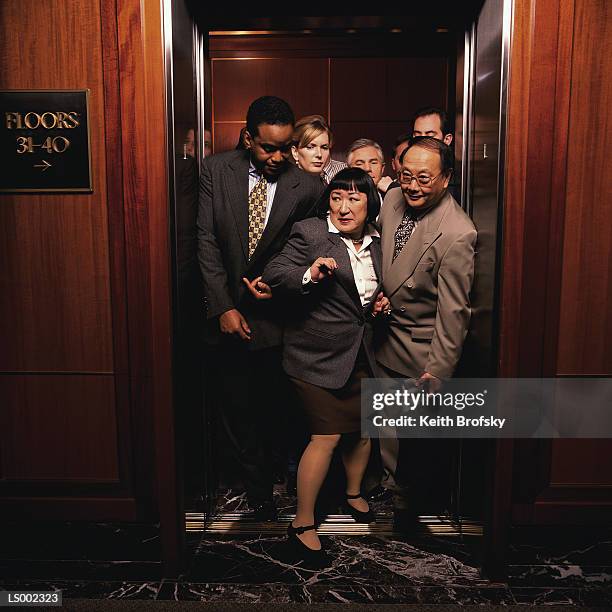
[291,115,347,184]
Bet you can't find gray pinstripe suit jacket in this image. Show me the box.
[263,217,382,389]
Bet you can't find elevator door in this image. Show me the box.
[171,9,508,543]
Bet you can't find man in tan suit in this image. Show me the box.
[374,136,476,521]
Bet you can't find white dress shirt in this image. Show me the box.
[303,217,380,306]
[248,162,278,228]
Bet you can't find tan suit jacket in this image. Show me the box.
[375,189,476,379]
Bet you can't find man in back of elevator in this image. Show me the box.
[412,107,460,202]
[411,106,454,145]
[346,137,398,209]
[197,96,323,520]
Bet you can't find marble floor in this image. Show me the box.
[1,487,611,606]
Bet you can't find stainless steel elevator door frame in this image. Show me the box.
[453,0,513,525]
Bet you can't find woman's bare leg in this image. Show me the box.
[341,435,371,512]
[293,433,341,550]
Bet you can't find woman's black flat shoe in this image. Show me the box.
[344,493,376,523]
[287,523,329,567]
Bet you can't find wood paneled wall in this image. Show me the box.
[0,0,126,508]
[0,2,179,574]
[0,0,113,374]
[498,0,612,527]
[556,0,612,376]
[209,34,451,163]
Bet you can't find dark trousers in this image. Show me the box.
[210,342,287,505]
[376,362,455,512]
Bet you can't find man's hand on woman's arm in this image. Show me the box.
[242,276,272,300]
[371,292,391,317]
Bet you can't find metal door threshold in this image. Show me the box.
[186,512,483,536]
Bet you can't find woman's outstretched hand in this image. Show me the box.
[371,292,391,317]
[309,257,338,282]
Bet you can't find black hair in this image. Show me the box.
[235,126,247,150]
[245,96,295,137]
[392,132,412,158]
[399,136,454,175]
[411,106,452,136]
[316,167,380,223]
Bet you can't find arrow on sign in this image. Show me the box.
[34,160,52,171]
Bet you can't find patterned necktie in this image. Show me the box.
[393,206,418,261]
[248,175,268,259]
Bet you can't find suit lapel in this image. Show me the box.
[365,235,384,314]
[370,235,382,281]
[384,192,452,298]
[247,168,299,270]
[327,233,362,311]
[224,153,250,262]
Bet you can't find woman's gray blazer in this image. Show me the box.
[263,217,382,389]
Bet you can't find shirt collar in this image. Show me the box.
[249,161,261,179]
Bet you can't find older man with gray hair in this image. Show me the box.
[347,138,395,204]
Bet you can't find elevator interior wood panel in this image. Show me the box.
[212,58,329,121]
[209,34,451,159]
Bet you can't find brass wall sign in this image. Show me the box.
[0,90,92,193]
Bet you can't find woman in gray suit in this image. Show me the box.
[263,168,389,564]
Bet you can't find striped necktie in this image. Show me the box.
[248,175,268,259]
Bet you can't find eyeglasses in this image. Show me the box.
[399,171,442,187]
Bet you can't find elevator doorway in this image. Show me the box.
[166,3,510,558]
